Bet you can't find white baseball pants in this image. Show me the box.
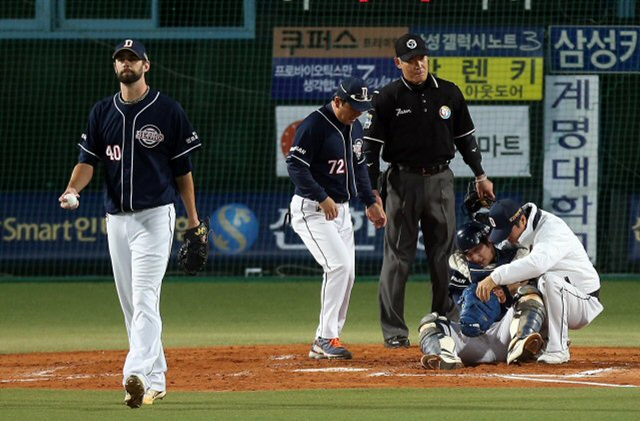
[538,274,604,353]
[448,308,515,364]
[106,204,175,392]
[290,195,355,340]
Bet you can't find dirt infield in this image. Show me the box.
[1,345,639,391]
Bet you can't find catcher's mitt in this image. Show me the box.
[463,180,495,225]
[178,218,210,275]
[459,283,502,337]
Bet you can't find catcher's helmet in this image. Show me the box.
[456,221,491,252]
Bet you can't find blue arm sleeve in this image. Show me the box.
[77,103,103,166]
[287,159,328,203]
[355,154,376,207]
[286,116,328,203]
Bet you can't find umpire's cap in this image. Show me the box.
[395,33,429,62]
[113,39,149,61]
[488,199,524,243]
[335,77,373,112]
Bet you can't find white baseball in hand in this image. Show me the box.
[63,193,79,209]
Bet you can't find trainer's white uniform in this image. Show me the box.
[490,203,604,355]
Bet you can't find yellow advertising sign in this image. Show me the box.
[431,57,543,101]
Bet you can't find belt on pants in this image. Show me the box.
[396,163,449,176]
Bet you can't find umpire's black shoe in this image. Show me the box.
[384,335,410,348]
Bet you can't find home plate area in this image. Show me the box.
[1,345,638,391]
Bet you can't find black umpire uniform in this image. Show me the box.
[363,33,490,346]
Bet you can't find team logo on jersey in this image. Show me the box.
[396,108,411,116]
[135,125,165,148]
[439,106,452,119]
[185,131,199,144]
[364,112,373,130]
[353,138,363,160]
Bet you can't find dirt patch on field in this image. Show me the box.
[1,345,639,391]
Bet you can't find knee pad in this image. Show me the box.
[418,313,456,357]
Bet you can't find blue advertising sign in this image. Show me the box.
[550,26,640,73]
[414,27,543,57]
[271,58,396,100]
[0,192,522,264]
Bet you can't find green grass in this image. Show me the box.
[1,388,639,420]
[1,279,639,419]
[0,279,638,353]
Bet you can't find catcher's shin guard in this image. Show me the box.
[507,287,546,364]
[418,313,463,370]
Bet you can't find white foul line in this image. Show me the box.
[494,374,637,388]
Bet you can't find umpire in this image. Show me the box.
[363,33,495,348]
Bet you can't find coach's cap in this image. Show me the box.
[395,33,429,62]
[335,77,373,112]
[488,199,524,243]
[113,39,149,61]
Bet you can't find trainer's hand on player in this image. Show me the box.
[319,197,339,221]
[476,276,498,302]
[366,203,387,229]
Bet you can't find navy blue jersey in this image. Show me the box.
[287,104,376,207]
[77,89,201,214]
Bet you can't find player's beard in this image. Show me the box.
[117,68,144,85]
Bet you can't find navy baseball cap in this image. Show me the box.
[488,199,524,243]
[395,33,429,62]
[113,39,149,61]
[336,77,373,112]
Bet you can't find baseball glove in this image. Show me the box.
[459,283,503,337]
[178,218,210,275]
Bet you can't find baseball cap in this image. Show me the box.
[395,33,429,62]
[113,39,149,61]
[487,199,524,243]
[335,77,373,112]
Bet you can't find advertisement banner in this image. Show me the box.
[276,106,530,178]
[1,192,515,264]
[272,27,544,101]
[543,75,599,263]
[550,26,640,73]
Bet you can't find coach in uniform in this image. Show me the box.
[363,33,495,348]
[59,40,204,407]
[287,77,386,360]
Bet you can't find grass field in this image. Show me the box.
[1,278,639,419]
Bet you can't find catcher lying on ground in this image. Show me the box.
[418,220,546,369]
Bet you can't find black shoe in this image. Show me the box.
[384,335,410,348]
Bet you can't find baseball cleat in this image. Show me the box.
[309,337,353,359]
[143,390,167,405]
[537,349,570,364]
[384,335,410,349]
[507,332,544,365]
[420,354,463,370]
[124,375,146,409]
